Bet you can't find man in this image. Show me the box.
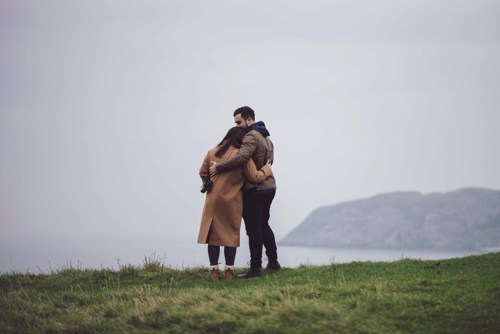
[210,106,280,278]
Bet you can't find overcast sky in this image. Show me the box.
[1,0,499,241]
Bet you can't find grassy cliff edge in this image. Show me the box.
[1,253,499,333]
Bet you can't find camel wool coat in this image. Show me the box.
[197,145,272,247]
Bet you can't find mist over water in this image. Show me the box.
[0,235,487,274]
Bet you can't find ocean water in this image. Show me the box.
[0,235,489,274]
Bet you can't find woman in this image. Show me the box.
[198,127,272,281]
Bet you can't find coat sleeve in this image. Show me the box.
[216,132,258,173]
[199,152,211,182]
[244,159,272,183]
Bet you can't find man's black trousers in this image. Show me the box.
[242,189,278,269]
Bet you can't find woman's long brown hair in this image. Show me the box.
[215,127,246,158]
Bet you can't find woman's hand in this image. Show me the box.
[264,160,273,174]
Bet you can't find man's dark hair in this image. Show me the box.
[215,127,247,158]
[234,106,255,121]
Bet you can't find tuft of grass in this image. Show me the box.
[142,252,165,272]
[0,253,499,333]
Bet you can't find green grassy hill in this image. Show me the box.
[1,253,499,333]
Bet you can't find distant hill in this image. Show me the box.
[280,187,500,250]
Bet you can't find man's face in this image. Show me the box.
[234,114,251,128]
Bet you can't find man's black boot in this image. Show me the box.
[237,268,262,279]
[266,261,281,271]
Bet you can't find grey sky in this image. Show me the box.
[1,0,499,240]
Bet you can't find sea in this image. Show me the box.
[0,235,492,274]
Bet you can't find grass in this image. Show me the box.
[0,252,499,333]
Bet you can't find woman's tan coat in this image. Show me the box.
[197,146,272,247]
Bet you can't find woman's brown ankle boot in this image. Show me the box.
[210,268,221,281]
[225,268,235,280]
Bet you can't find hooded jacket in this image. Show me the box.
[216,121,277,191]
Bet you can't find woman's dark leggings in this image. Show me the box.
[208,245,236,266]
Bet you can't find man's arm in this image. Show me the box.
[215,132,258,173]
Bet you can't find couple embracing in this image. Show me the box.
[197,106,280,281]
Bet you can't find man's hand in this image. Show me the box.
[209,161,218,177]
